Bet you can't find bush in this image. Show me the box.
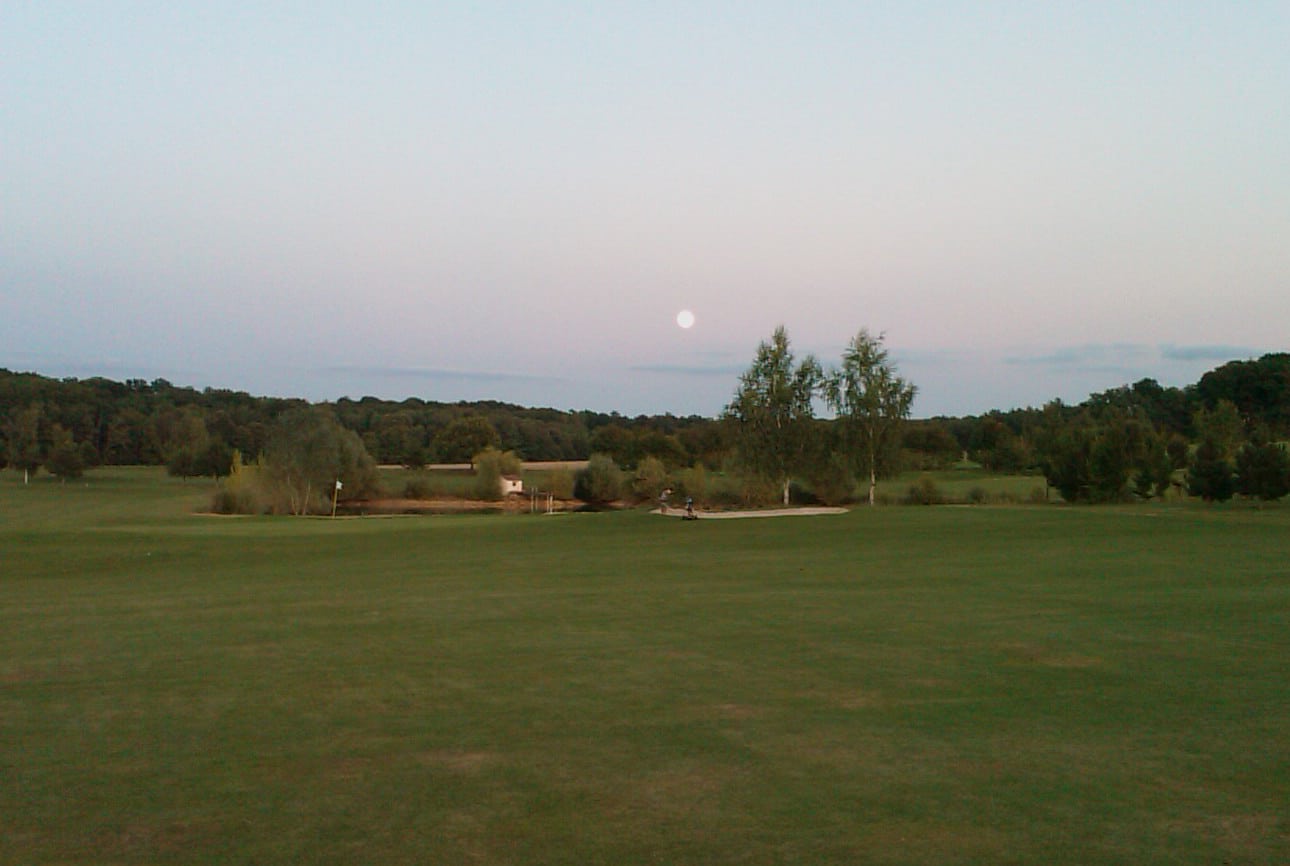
[472,447,523,501]
[209,451,269,514]
[631,456,669,502]
[788,480,820,505]
[966,486,988,505]
[210,488,239,514]
[672,464,709,502]
[738,476,782,507]
[403,477,434,499]
[904,477,943,505]
[545,469,575,500]
[574,454,623,504]
[805,464,856,506]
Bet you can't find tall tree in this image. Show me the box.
[45,424,85,482]
[263,408,379,515]
[1133,431,1174,500]
[724,327,822,506]
[434,416,501,464]
[1187,437,1235,503]
[1196,353,1290,435]
[1234,431,1290,502]
[823,329,917,506]
[4,404,45,484]
[1192,400,1244,461]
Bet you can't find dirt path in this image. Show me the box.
[653,507,848,520]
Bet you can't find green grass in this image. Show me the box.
[380,466,479,498]
[878,468,1050,503]
[2,468,1288,864]
[381,466,577,499]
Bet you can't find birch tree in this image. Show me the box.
[724,326,822,506]
[824,330,917,505]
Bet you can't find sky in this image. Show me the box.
[4,2,1288,418]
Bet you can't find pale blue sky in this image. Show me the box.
[4,2,1288,417]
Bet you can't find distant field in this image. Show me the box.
[2,468,1287,865]
[379,463,586,500]
[877,467,1052,503]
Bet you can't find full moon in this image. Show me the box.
[676,309,696,329]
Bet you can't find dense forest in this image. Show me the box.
[2,353,1288,501]
[0,371,724,476]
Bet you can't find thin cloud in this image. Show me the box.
[317,365,563,384]
[889,348,977,366]
[1004,343,1153,374]
[628,363,746,377]
[1159,344,1260,363]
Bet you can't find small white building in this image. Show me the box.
[500,474,524,496]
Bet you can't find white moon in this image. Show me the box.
[676,309,696,329]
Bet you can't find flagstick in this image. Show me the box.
[331,479,341,519]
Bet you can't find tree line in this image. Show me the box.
[0,371,722,482]
[720,332,1290,506]
[3,349,1288,504]
[903,353,1290,502]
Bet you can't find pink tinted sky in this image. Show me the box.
[4,2,1287,416]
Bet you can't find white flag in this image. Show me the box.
[335,480,343,491]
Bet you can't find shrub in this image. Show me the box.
[804,452,856,506]
[472,447,522,501]
[700,471,746,507]
[631,456,669,502]
[788,480,820,505]
[574,454,623,504]
[904,477,943,505]
[210,488,239,514]
[966,486,988,505]
[738,476,782,507]
[210,451,269,514]
[403,477,434,499]
[807,475,855,507]
[545,469,575,500]
[672,464,709,502]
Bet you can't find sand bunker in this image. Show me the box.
[654,507,847,520]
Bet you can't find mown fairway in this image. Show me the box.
[2,469,1287,865]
